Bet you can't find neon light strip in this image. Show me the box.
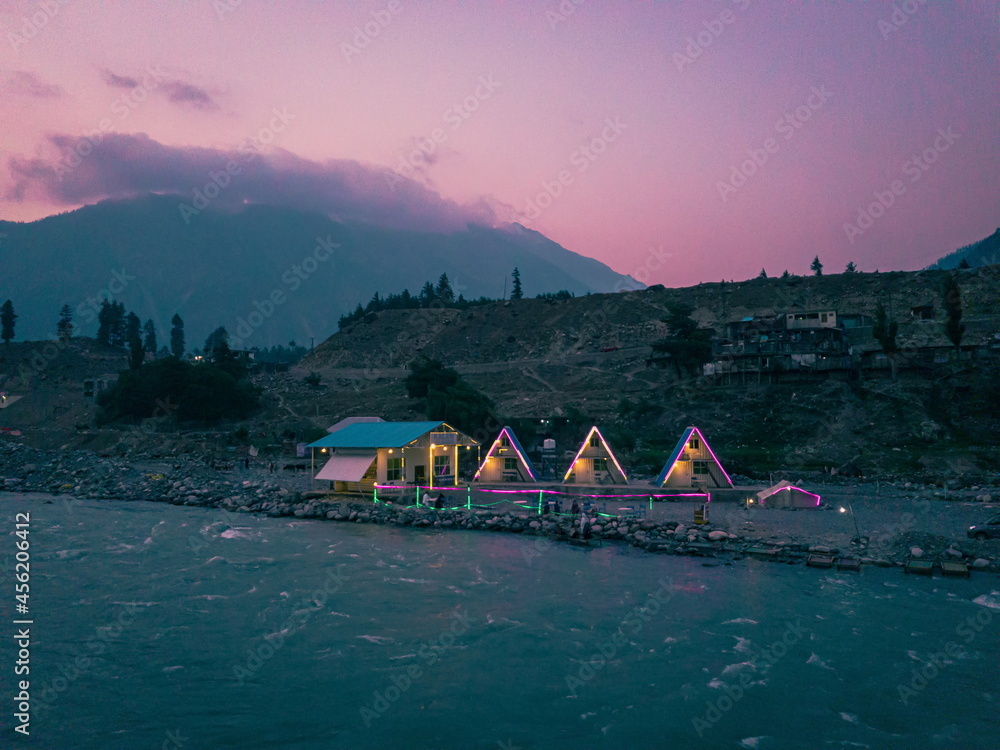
[472,427,536,482]
[562,426,628,483]
[693,427,733,486]
[756,485,822,505]
[373,484,707,500]
[660,427,732,488]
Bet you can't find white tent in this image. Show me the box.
[755,481,822,509]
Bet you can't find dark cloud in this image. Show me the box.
[101,69,219,111]
[160,81,219,110]
[101,70,140,89]
[5,132,497,232]
[3,71,64,99]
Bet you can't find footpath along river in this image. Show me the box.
[1,492,997,749]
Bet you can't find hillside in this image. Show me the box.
[2,266,998,481]
[0,195,639,347]
[281,265,1000,479]
[927,228,1000,270]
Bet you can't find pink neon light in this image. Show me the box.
[562,426,628,484]
[473,427,536,482]
[694,427,733,486]
[374,484,707,500]
[661,427,732,488]
[756,485,822,505]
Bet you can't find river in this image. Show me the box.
[2,493,997,749]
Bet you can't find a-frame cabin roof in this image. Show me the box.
[473,426,537,481]
[655,426,732,486]
[563,425,628,484]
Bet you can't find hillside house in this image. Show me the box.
[709,309,852,382]
[562,426,628,485]
[655,427,733,490]
[474,427,537,483]
[308,421,478,493]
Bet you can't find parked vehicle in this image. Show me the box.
[967,513,1000,541]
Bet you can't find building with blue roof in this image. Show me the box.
[307,421,478,491]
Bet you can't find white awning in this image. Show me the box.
[315,453,376,482]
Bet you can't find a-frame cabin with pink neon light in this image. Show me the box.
[473,427,537,483]
[655,426,733,490]
[562,426,628,485]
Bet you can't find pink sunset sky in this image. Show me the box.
[1,0,997,286]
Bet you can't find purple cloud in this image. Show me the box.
[101,70,140,89]
[160,81,218,110]
[101,69,219,110]
[3,71,64,99]
[5,132,497,232]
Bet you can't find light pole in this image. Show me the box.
[839,501,862,542]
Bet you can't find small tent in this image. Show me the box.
[755,481,821,509]
[655,426,733,490]
[474,427,537,483]
[563,426,628,485]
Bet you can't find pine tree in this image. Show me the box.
[108,302,127,347]
[170,314,185,358]
[844,261,857,274]
[57,304,74,339]
[811,256,823,276]
[873,301,899,380]
[757,268,767,279]
[143,319,157,354]
[418,281,437,308]
[957,258,971,269]
[97,300,113,346]
[942,275,965,351]
[781,270,790,279]
[125,312,141,347]
[436,273,455,304]
[0,300,16,346]
[204,326,229,358]
[128,330,145,370]
[510,268,523,300]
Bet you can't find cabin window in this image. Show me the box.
[820,313,828,323]
[593,458,608,473]
[504,457,518,472]
[693,461,709,475]
[434,455,451,476]
[500,436,511,447]
[689,437,700,451]
[386,457,403,482]
[589,434,600,448]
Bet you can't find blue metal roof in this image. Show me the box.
[504,428,537,479]
[654,426,696,485]
[307,421,447,449]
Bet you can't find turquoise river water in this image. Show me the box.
[1,493,997,749]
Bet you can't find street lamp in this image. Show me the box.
[839,502,862,543]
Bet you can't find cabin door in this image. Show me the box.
[413,465,426,484]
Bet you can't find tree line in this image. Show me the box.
[337,268,573,329]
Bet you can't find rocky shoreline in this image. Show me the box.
[2,441,997,574]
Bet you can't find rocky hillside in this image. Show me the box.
[2,266,998,481]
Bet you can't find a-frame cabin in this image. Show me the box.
[563,426,628,485]
[655,426,733,490]
[473,427,537,483]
